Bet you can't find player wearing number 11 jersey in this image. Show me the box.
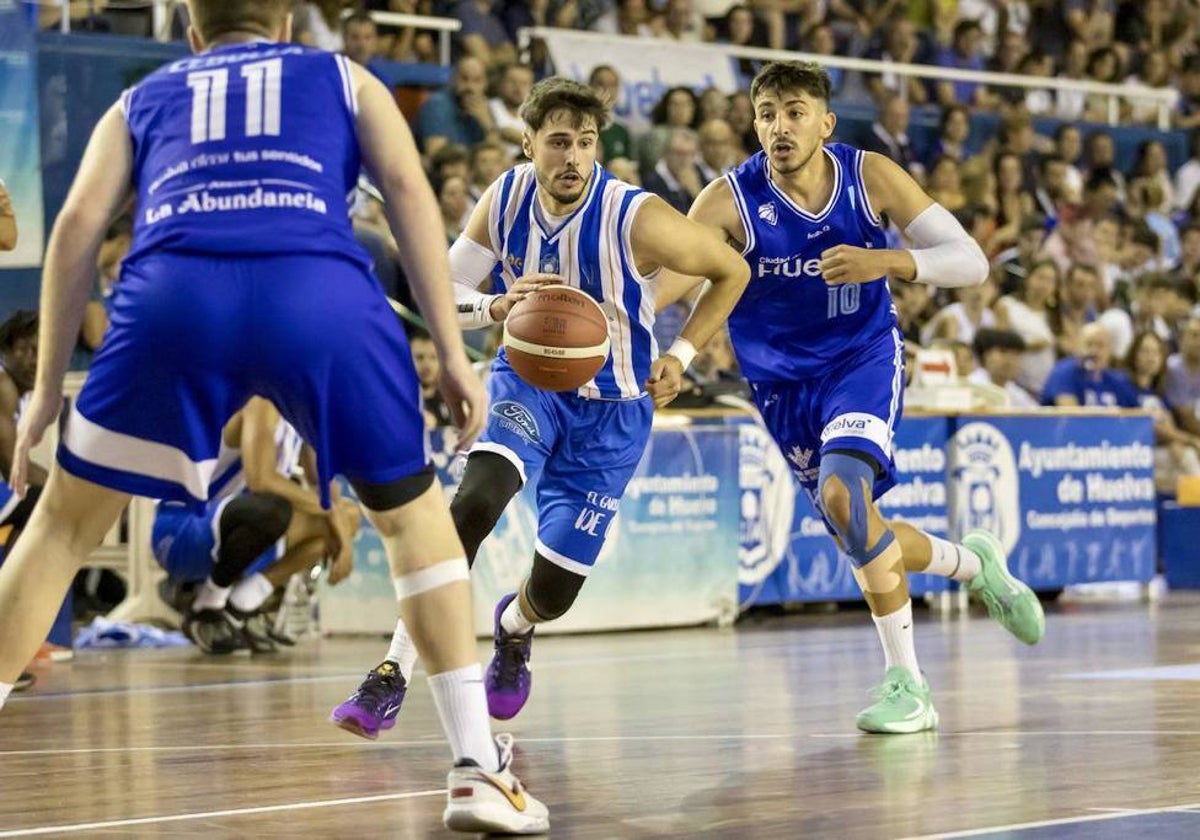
[679,61,1046,733]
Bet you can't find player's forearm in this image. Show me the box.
[245,469,325,516]
[36,210,107,393]
[902,204,989,288]
[449,236,501,329]
[672,261,750,364]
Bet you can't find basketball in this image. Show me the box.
[503,285,610,391]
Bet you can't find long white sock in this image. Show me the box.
[192,579,232,612]
[920,533,982,583]
[872,601,923,683]
[229,573,274,613]
[427,663,498,771]
[500,595,536,635]
[385,618,420,682]
[0,681,12,710]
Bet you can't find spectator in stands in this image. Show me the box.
[1054,123,1086,199]
[640,86,700,177]
[718,4,769,87]
[595,0,657,37]
[924,273,999,345]
[970,328,1040,408]
[1175,56,1200,130]
[1092,214,1125,302]
[588,65,634,163]
[660,0,702,41]
[890,279,934,364]
[934,20,997,109]
[997,112,1041,190]
[1042,322,1139,407]
[1053,39,1090,120]
[0,181,15,252]
[996,214,1049,295]
[726,91,757,157]
[453,0,516,64]
[989,30,1031,105]
[416,56,495,158]
[1126,51,1173,126]
[926,155,967,212]
[1084,131,1126,198]
[1174,131,1200,214]
[1082,47,1126,122]
[437,174,471,244]
[1167,316,1200,436]
[1066,0,1117,50]
[294,0,344,51]
[861,93,921,177]
[644,128,704,214]
[696,119,736,184]
[368,0,436,63]
[1128,272,1177,345]
[928,105,972,165]
[1178,223,1200,285]
[1130,178,1181,269]
[1018,51,1056,115]
[802,24,845,94]
[606,157,641,186]
[698,87,730,123]
[991,151,1036,251]
[1045,171,1121,271]
[409,329,453,428]
[997,258,1060,394]
[342,12,385,82]
[430,143,471,183]
[469,140,508,199]
[1125,330,1200,495]
[1120,220,1163,282]
[489,61,534,159]
[1034,155,1074,222]
[1057,262,1102,356]
[864,16,929,106]
[1131,139,1176,211]
[1122,0,1195,65]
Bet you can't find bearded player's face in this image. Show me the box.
[753,89,835,176]
[525,109,599,208]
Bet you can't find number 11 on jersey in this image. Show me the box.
[187,58,283,144]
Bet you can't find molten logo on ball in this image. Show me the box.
[503,284,611,391]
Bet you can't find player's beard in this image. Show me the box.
[771,139,821,176]
[540,168,590,208]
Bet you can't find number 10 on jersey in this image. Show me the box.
[187,58,282,144]
[827,283,861,318]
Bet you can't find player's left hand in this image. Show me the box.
[12,387,62,498]
[325,503,357,586]
[645,355,684,408]
[818,244,896,285]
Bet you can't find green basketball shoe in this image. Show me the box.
[855,667,939,734]
[962,530,1045,645]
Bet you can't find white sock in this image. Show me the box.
[920,534,982,583]
[500,595,535,635]
[872,601,923,683]
[385,618,420,682]
[427,663,498,771]
[192,579,232,612]
[0,681,11,710]
[228,573,274,613]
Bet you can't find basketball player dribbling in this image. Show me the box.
[331,78,751,736]
[680,61,1046,733]
[0,2,546,832]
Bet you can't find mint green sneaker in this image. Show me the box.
[962,530,1045,645]
[855,667,939,734]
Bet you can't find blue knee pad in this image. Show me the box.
[817,451,894,568]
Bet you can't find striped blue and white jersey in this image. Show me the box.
[486,162,657,401]
[205,417,304,508]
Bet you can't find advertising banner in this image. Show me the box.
[0,2,44,268]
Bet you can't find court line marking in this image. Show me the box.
[899,800,1200,839]
[0,789,446,837]
[8,729,1200,758]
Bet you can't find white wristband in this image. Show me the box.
[665,338,697,371]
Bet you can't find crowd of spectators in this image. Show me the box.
[40,0,1200,495]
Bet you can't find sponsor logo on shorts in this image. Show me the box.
[786,445,818,483]
[491,400,540,443]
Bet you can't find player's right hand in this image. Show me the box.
[439,355,488,448]
[488,273,562,322]
[12,387,61,498]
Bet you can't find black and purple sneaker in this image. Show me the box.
[485,593,534,721]
[329,661,407,740]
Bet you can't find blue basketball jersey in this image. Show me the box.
[486,162,657,401]
[726,144,897,383]
[121,41,368,269]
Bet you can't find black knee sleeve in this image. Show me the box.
[524,553,586,621]
[450,452,522,566]
[212,493,293,587]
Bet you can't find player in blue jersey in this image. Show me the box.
[0,1,547,832]
[330,77,750,735]
[153,397,360,654]
[679,61,1045,733]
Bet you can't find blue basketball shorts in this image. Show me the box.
[58,252,428,506]
[152,496,280,583]
[472,355,653,576]
[749,328,905,503]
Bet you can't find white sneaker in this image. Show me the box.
[443,734,549,834]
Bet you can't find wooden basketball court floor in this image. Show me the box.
[6,594,1200,838]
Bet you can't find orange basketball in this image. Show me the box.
[503,285,610,391]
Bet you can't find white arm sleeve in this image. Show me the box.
[450,235,502,330]
[903,203,989,289]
